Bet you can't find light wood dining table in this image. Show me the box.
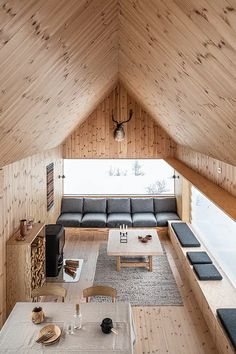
[0,302,135,353]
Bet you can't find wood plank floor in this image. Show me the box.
[47,229,218,354]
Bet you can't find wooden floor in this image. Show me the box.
[47,229,218,354]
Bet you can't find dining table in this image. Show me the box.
[0,302,135,353]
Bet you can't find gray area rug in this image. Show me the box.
[93,243,183,306]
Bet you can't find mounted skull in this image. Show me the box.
[112,109,133,142]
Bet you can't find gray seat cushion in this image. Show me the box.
[131,198,154,213]
[154,197,177,213]
[156,212,180,227]
[217,309,236,349]
[56,213,82,227]
[107,213,132,228]
[187,251,212,265]
[107,198,131,213]
[193,264,222,280]
[171,222,200,247]
[61,198,83,213]
[132,213,157,227]
[83,198,106,213]
[81,213,107,227]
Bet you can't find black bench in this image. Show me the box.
[186,251,212,265]
[193,264,222,281]
[171,222,200,247]
[217,308,236,350]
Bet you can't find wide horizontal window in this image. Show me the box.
[64,159,174,195]
[191,186,236,288]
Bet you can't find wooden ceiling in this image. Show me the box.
[0,0,236,166]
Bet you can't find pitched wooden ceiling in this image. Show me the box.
[0,0,236,167]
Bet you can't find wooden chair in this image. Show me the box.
[83,285,117,303]
[32,284,67,302]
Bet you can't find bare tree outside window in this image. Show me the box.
[108,166,128,176]
[146,179,168,194]
[132,160,145,176]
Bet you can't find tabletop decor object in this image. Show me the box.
[74,303,82,330]
[120,224,128,243]
[32,306,45,324]
[16,219,27,241]
[101,317,113,334]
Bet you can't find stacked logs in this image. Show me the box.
[64,260,79,278]
[31,236,45,290]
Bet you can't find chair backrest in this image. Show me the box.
[32,285,67,302]
[83,285,117,303]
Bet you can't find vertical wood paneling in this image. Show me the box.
[176,145,236,197]
[0,146,63,327]
[63,83,176,159]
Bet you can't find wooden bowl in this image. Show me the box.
[38,324,61,344]
[145,235,152,240]
[141,238,148,243]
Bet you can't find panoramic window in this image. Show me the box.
[64,159,174,195]
[191,186,236,287]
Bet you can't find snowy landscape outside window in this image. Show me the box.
[63,159,174,195]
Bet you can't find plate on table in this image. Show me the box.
[38,324,61,345]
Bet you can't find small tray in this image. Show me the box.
[37,324,61,344]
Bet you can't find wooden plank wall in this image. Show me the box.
[63,84,176,158]
[175,145,236,197]
[0,146,63,327]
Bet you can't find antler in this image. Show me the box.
[112,110,119,124]
[121,109,133,124]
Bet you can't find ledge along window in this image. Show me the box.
[191,186,236,287]
[64,159,174,196]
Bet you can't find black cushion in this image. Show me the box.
[107,213,132,228]
[187,252,212,265]
[217,308,236,349]
[61,198,83,213]
[171,222,200,247]
[56,213,82,227]
[156,212,180,227]
[81,213,107,227]
[154,197,177,213]
[83,198,106,213]
[131,198,154,213]
[132,213,157,227]
[193,264,222,280]
[107,198,131,213]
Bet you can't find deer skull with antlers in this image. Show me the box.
[112,109,133,142]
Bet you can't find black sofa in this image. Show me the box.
[56,197,180,228]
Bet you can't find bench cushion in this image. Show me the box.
[132,213,157,227]
[81,213,107,227]
[187,251,212,265]
[56,213,82,227]
[193,264,222,280]
[154,197,177,213]
[217,308,236,350]
[131,198,154,213]
[107,198,131,213]
[107,213,132,228]
[171,222,201,247]
[156,212,180,227]
[83,198,106,213]
[61,198,83,213]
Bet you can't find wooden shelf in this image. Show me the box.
[166,158,236,221]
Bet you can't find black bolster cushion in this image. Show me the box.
[193,264,222,280]
[186,251,212,265]
[171,222,200,247]
[217,308,236,350]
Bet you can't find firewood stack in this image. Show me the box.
[31,236,45,290]
[64,260,79,278]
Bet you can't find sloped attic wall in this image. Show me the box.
[118,0,236,166]
[0,0,118,167]
[63,83,176,158]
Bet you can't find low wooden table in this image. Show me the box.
[107,229,163,271]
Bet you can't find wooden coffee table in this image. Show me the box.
[107,229,163,271]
